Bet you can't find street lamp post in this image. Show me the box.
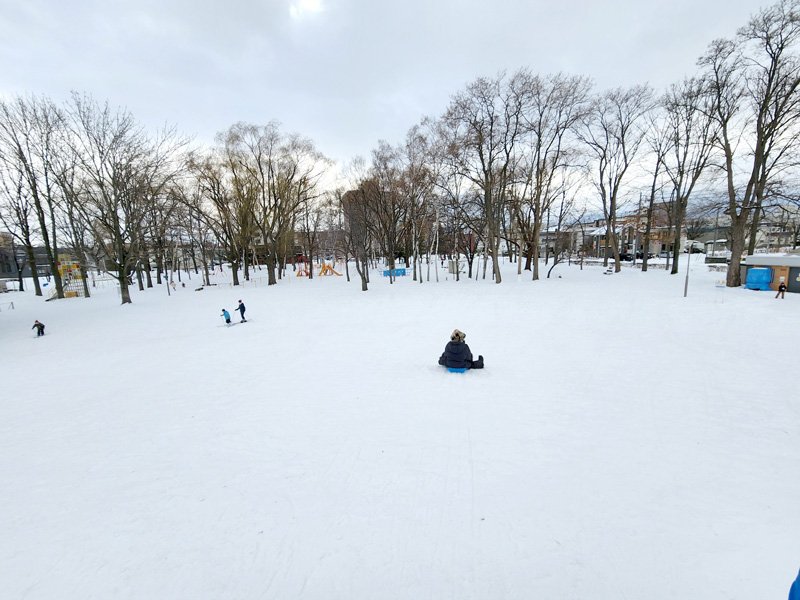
[684,224,691,298]
[711,208,720,257]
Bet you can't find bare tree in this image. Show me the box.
[545,188,577,278]
[397,124,435,283]
[0,96,67,297]
[0,167,40,294]
[428,121,471,281]
[218,122,326,285]
[662,78,719,274]
[641,110,673,272]
[186,152,246,286]
[68,94,184,304]
[580,85,654,272]
[52,148,94,298]
[366,141,411,282]
[342,186,373,292]
[297,192,325,279]
[513,73,591,280]
[700,0,800,286]
[442,71,531,283]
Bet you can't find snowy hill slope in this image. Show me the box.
[1,261,798,599]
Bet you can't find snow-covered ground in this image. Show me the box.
[1,259,798,599]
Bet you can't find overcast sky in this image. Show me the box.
[0,0,760,167]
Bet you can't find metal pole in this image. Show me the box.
[434,219,440,283]
[684,244,691,297]
[712,208,719,257]
[634,192,642,266]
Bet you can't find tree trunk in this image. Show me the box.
[119,266,132,304]
[231,260,240,286]
[727,216,748,287]
[641,192,655,272]
[354,253,369,291]
[191,245,199,275]
[26,244,42,296]
[523,242,533,271]
[80,263,91,298]
[609,230,622,273]
[747,201,763,256]
[144,258,153,288]
[136,262,144,291]
[33,203,64,299]
[202,260,210,287]
[266,253,277,285]
[156,253,163,285]
[490,235,502,283]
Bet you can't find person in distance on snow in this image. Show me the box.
[221,308,231,325]
[438,329,484,369]
[236,299,247,322]
[776,279,787,299]
[31,320,45,337]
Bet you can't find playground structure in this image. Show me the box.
[293,261,341,277]
[47,255,87,300]
[318,263,341,276]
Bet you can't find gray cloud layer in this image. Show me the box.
[0,0,758,164]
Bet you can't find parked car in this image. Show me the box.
[684,240,705,253]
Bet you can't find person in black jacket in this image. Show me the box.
[438,329,484,369]
[776,280,787,299]
[32,320,45,336]
[236,299,247,322]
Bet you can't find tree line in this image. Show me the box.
[1,0,799,300]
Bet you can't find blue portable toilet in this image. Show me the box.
[745,267,773,290]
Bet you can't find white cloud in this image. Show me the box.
[0,0,763,167]
[289,0,323,20]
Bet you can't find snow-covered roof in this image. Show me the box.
[743,254,800,267]
[586,226,621,236]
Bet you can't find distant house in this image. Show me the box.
[749,220,798,251]
[0,234,88,281]
[0,233,52,279]
[0,233,14,277]
[573,209,691,259]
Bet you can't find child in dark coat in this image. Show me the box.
[32,320,45,336]
[776,280,787,299]
[438,329,484,369]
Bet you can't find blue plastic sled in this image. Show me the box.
[447,367,468,373]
